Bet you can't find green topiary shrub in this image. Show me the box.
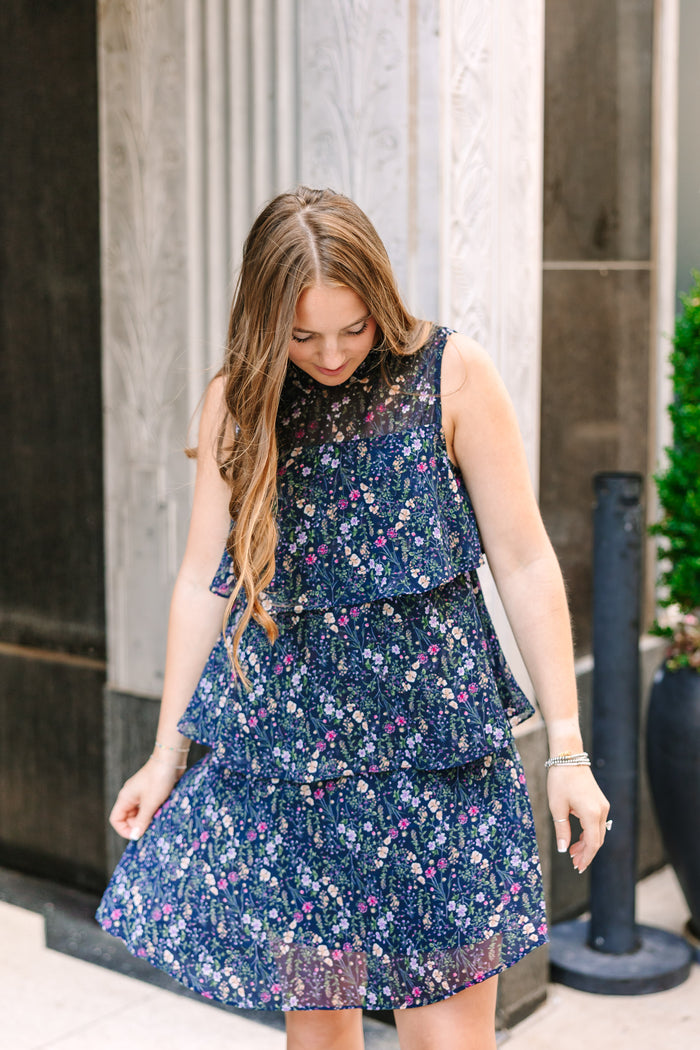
[650,270,700,669]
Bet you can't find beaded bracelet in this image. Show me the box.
[544,751,591,769]
[154,740,190,754]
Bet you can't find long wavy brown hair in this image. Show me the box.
[218,186,422,682]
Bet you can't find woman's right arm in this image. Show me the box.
[109,376,232,840]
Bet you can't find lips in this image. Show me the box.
[316,363,347,376]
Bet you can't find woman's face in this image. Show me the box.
[288,283,377,386]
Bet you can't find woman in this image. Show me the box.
[97,187,609,1050]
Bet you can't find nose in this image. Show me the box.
[319,339,343,367]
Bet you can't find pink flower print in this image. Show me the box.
[457,691,467,702]
[357,901,368,913]
[110,909,122,921]
[437,858,447,869]
[283,655,293,664]
[217,878,227,889]
[338,498,349,509]
[293,911,304,922]
[388,827,399,839]
[313,788,324,799]
[305,553,317,564]
[468,683,478,694]
[418,652,428,664]
[428,644,439,655]
[417,462,428,472]
[457,813,468,824]
[538,923,548,935]
[152,907,162,920]
[377,404,385,412]
[468,806,480,816]
[246,830,257,841]
[202,991,213,999]
[325,730,337,741]
[257,707,267,718]
[424,866,436,878]
[338,614,349,626]
[349,489,361,501]
[387,527,397,538]
[318,543,328,554]
[274,663,284,674]
[302,901,313,913]
[395,715,406,726]
[332,949,343,960]
[367,896,378,906]
[228,872,239,884]
[365,411,375,422]
[271,984,282,994]
[200,831,210,842]
[162,903,173,915]
[192,839,200,850]
[398,818,410,829]
[350,607,360,617]
[511,883,521,895]
[136,947,147,958]
[248,715,258,727]
[384,722,395,733]
[430,456,436,467]
[257,822,268,832]
[260,991,271,1002]
[374,535,387,547]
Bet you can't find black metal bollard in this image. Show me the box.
[589,472,643,954]
[548,471,692,994]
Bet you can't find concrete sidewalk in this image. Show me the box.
[1,867,697,1049]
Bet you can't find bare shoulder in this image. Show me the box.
[441,332,511,446]
[196,373,230,457]
[441,331,501,394]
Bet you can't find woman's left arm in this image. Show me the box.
[442,333,609,873]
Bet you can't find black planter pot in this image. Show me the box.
[647,663,700,939]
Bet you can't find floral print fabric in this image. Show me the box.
[179,573,533,781]
[96,324,547,1010]
[96,744,547,1011]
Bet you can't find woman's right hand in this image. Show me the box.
[109,757,184,841]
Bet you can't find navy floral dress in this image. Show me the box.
[96,325,548,1011]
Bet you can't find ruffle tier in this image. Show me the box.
[178,572,534,782]
[210,425,483,611]
[96,743,547,1011]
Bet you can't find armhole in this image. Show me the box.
[432,326,453,430]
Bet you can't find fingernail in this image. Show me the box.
[129,827,141,841]
[557,839,567,853]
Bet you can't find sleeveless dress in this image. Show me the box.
[96,325,548,1011]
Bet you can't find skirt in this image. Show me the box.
[95,741,547,1011]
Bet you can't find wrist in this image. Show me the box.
[544,716,584,756]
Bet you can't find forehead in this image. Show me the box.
[293,284,368,329]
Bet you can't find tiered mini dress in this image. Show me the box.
[96,325,548,1011]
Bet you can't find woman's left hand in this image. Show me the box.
[547,766,611,873]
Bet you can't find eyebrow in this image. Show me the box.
[291,312,371,335]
